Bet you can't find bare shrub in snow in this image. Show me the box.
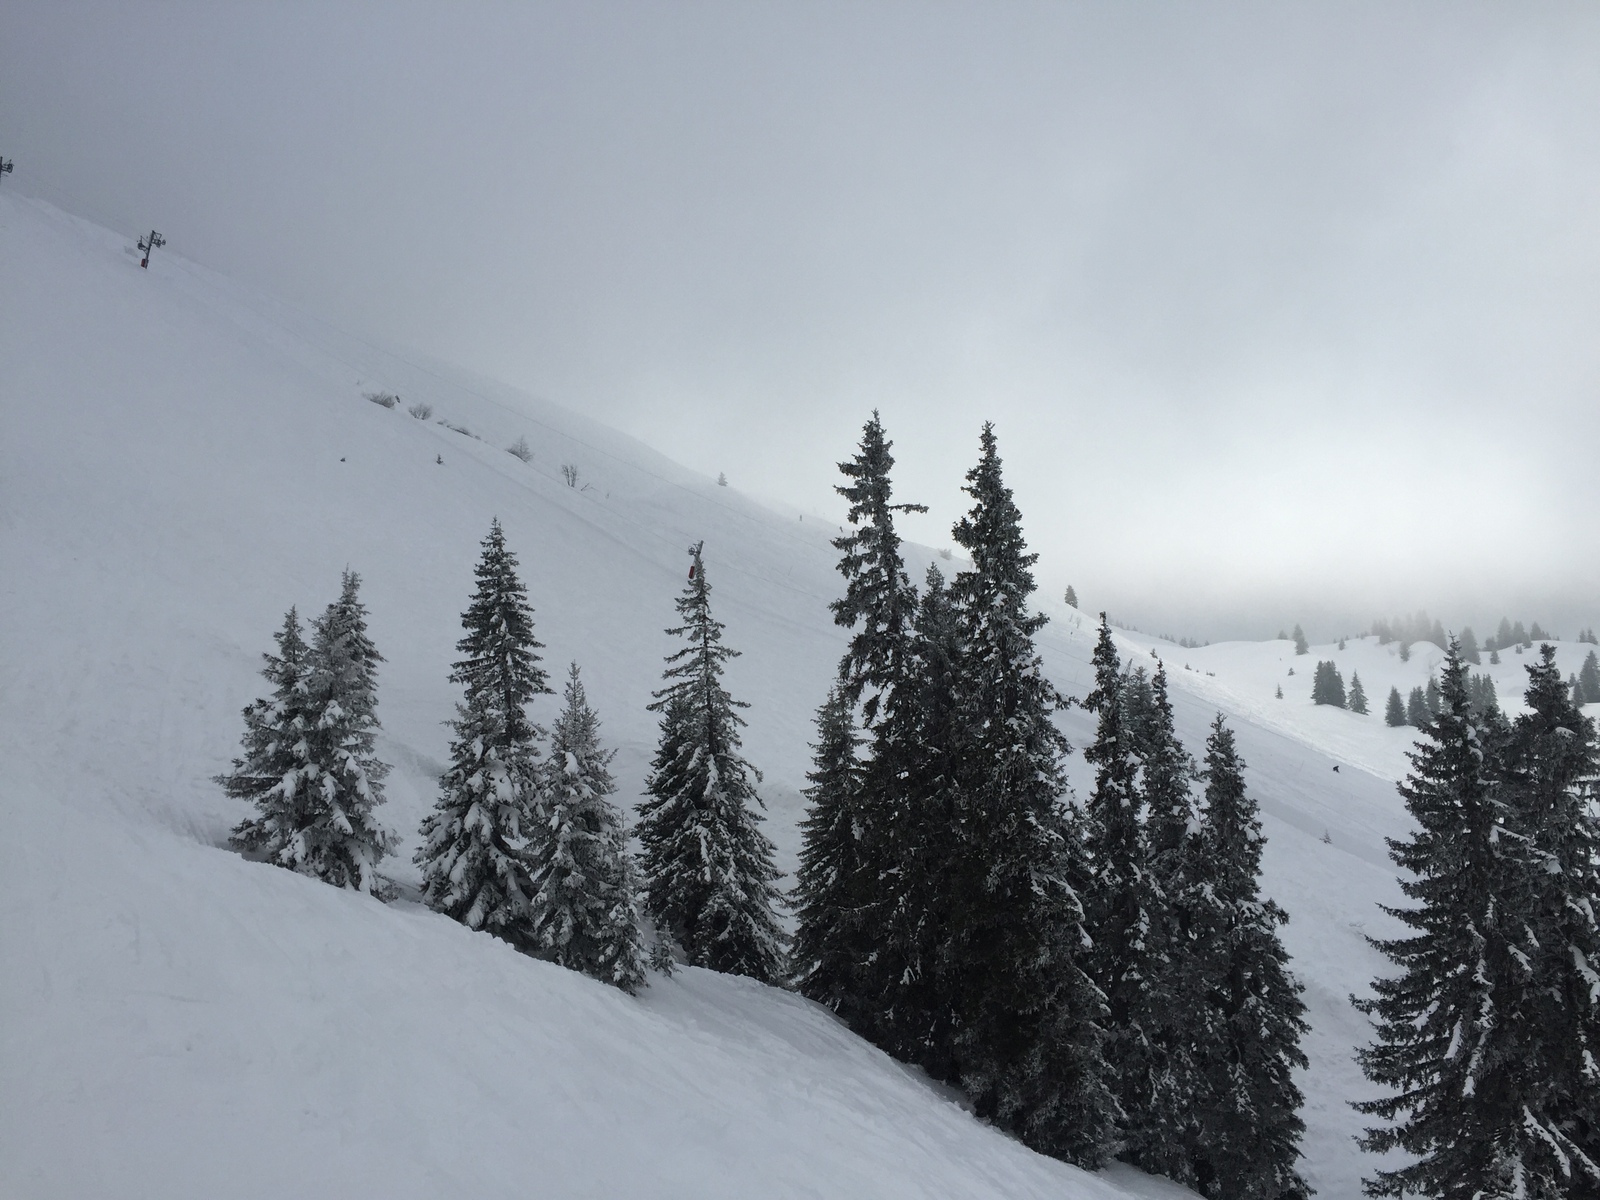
[408,401,433,420]
[364,391,399,409]
[508,437,533,463]
[561,463,579,488]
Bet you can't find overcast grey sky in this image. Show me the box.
[5,2,1598,639]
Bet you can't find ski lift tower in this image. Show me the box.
[138,230,165,269]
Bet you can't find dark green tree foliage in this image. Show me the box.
[1579,650,1600,705]
[1065,585,1079,608]
[228,574,397,894]
[1386,687,1407,727]
[637,542,785,982]
[528,664,648,992]
[1311,660,1347,707]
[1349,672,1369,715]
[1355,643,1568,1197]
[1187,718,1310,1200]
[789,687,868,1016]
[942,425,1113,1167]
[1426,676,1442,716]
[1460,626,1481,664]
[1292,624,1309,655]
[1497,646,1600,1190]
[417,521,552,945]
[1407,686,1430,728]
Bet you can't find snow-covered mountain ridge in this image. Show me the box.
[4,191,1595,1199]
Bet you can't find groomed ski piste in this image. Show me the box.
[5,190,1596,1198]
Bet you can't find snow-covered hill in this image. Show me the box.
[5,191,1591,1198]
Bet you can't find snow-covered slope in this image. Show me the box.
[2,189,1556,1197]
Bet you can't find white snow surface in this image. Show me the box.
[5,192,1589,1197]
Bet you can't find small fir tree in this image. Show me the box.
[1460,626,1481,664]
[228,574,397,893]
[1579,649,1600,705]
[1398,641,1412,663]
[225,609,314,859]
[636,542,785,982]
[1187,717,1310,1200]
[1348,671,1368,714]
[1406,686,1430,728]
[417,520,552,947]
[1292,624,1309,655]
[1311,660,1347,707]
[527,664,648,992]
[1065,584,1079,608]
[1385,686,1406,727]
[1490,646,1501,665]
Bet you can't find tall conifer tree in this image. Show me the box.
[1355,641,1540,1197]
[417,520,551,947]
[1082,614,1155,1153]
[1497,646,1600,1190]
[1187,717,1310,1200]
[942,424,1113,1167]
[637,542,785,982]
[812,413,933,1051]
[528,663,648,992]
[1122,661,1207,1184]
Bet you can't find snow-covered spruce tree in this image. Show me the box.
[1496,646,1600,1190]
[1354,641,1544,1198]
[228,574,398,893]
[1349,671,1369,715]
[637,542,785,981]
[416,519,552,949]
[1081,613,1156,1154]
[224,608,313,857]
[527,663,648,993]
[789,686,869,1016]
[1120,660,1207,1185]
[1186,716,1310,1200]
[941,424,1114,1168]
[807,412,932,1048]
